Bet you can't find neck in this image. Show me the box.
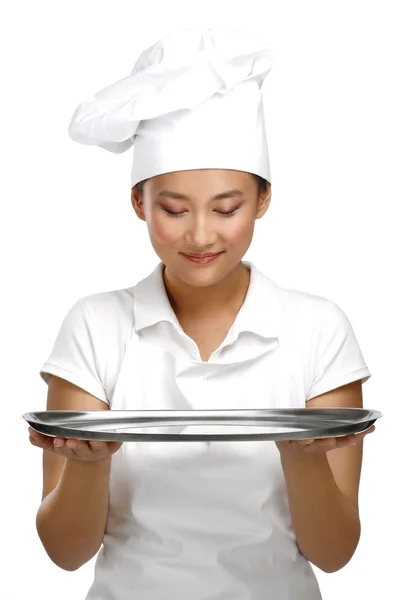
[162,261,250,317]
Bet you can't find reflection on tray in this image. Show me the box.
[103,425,308,435]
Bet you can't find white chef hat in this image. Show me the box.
[68,27,274,189]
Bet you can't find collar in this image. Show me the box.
[133,261,280,340]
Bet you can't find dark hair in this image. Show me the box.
[134,173,268,196]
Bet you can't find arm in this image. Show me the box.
[37,456,112,571]
[279,380,369,573]
[35,376,114,571]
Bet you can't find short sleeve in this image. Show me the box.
[306,300,371,401]
[39,298,109,403]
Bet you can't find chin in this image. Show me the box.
[168,259,242,288]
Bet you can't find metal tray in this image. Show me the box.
[22,408,381,442]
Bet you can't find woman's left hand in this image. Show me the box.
[275,424,375,457]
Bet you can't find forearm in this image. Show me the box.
[36,457,111,571]
[279,450,360,573]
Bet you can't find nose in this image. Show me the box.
[184,213,219,248]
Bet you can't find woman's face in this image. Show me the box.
[131,169,271,287]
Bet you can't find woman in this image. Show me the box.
[28,27,374,599]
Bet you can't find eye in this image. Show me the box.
[220,210,237,217]
[163,209,183,218]
[163,209,239,218]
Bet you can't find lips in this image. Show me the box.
[183,252,222,258]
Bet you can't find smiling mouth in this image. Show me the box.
[182,252,222,258]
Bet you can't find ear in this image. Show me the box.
[131,186,146,222]
[255,183,271,219]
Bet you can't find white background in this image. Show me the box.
[2,1,398,598]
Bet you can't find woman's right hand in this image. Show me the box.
[28,426,123,462]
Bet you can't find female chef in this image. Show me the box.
[28,27,375,600]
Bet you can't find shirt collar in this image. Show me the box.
[133,261,280,340]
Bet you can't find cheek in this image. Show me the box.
[224,215,255,242]
[148,213,179,244]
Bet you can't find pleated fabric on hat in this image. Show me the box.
[68,27,274,187]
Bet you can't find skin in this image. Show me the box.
[29,168,376,573]
[276,381,375,572]
[131,168,271,317]
[130,168,376,572]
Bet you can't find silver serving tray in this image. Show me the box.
[22,408,382,442]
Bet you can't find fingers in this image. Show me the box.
[64,438,108,459]
[29,427,55,450]
[315,427,374,449]
[287,426,375,453]
[55,437,110,460]
[307,425,375,445]
[28,427,122,461]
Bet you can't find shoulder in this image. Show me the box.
[82,285,135,320]
[80,284,136,342]
[270,275,334,329]
[253,264,331,318]
[268,276,351,347]
[78,285,137,402]
[275,283,358,364]
[277,283,331,315]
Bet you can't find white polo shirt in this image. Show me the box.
[39,260,371,599]
[40,260,371,405]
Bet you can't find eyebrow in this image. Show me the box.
[156,189,245,201]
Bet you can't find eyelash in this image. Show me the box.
[163,209,238,218]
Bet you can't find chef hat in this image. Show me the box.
[68,27,274,188]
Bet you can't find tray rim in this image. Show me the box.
[22,408,381,442]
[23,407,382,418]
